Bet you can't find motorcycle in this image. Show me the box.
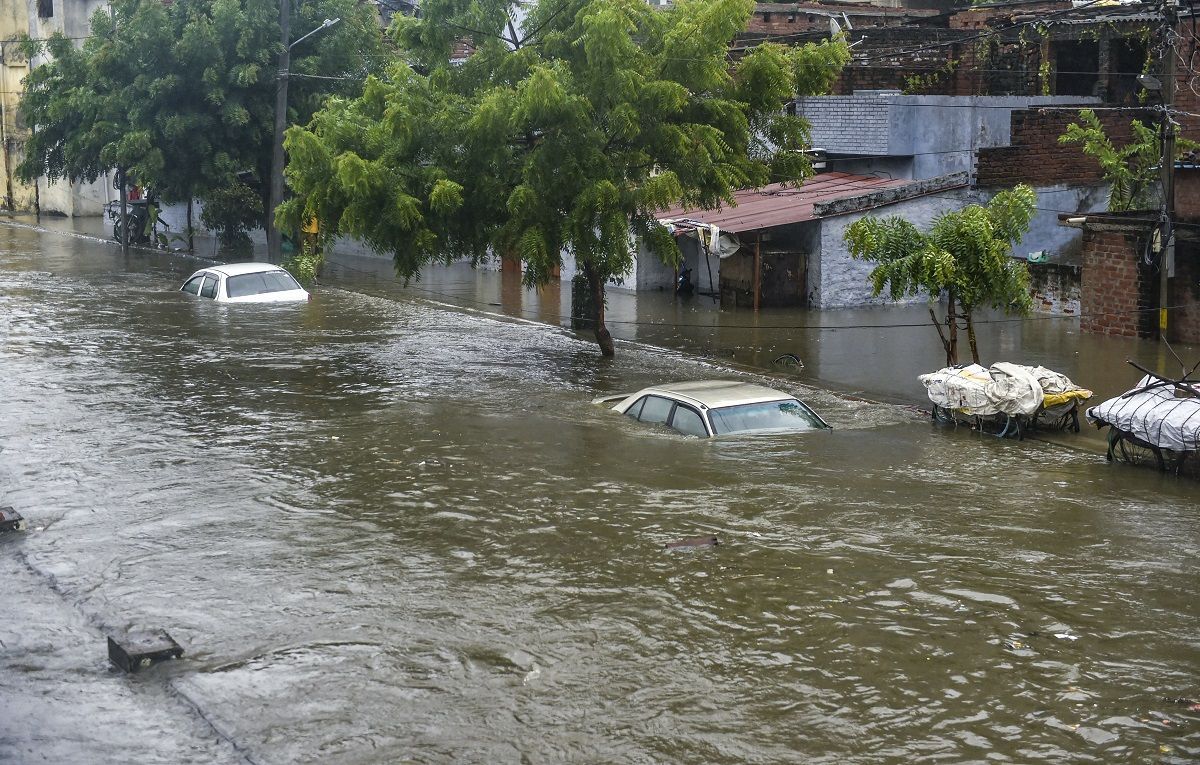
[676,264,695,297]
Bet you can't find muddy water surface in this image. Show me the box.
[1,227,1197,764]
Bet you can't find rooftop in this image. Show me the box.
[656,172,913,234]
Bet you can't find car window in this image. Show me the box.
[669,405,707,437]
[199,275,219,299]
[182,275,205,295]
[624,396,646,420]
[227,270,301,297]
[638,395,673,425]
[709,398,826,435]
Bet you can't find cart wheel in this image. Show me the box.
[1116,436,1165,471]
[931,405,955,425]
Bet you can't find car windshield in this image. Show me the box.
[708,398,826,435]
[226,270,301,298]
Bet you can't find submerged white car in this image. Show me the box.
[600,380,830,438]
[180,263,309,303]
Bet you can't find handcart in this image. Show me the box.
[921,362,1092,440]
[1086,362,1200,476]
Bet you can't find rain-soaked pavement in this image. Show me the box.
[1,221,1198,764]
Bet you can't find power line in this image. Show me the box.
[387,275,1200,331]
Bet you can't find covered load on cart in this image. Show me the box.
[919,362,1093,439]
[1086,364,1200,474]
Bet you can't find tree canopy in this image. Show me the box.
[18,0,384,242]
[280,0,848,355]
[844,185,1037,366]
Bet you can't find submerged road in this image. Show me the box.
[1,224,1197,764]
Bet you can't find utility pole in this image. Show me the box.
[1159,0,1177,340]
[268,0,291,262]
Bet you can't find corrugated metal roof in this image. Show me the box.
[656,172,912,234]
[1052,11,1161,24]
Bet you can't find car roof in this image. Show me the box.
[196,262,287,277]
[634,380,796,409]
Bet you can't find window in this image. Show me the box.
[227,270,302,297]
[37,0,52,18]
[669,405,707,437]
[181,276,205,295]
[199,276,219,299]
[709,399,826,435]
[637,396,673,425]
[624,396,646,420]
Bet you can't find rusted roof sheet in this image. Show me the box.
[656,172,912,234]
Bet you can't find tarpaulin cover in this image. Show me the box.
[1086,375,1200,452]
[919,362,1092,417]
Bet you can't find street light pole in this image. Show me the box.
[267,9,340,261]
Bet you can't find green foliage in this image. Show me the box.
[285,239,323,286]
[1058,109,1197,212]
[19,0,384,231]
[903,58,959,96]
[845,185,1038,363]
[283,0,848,354]
[199,180,264,251]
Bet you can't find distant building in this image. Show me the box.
[4,0,113,216]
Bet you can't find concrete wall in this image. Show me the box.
[798,95,1101,181]
[810,189,979,308]
[0,2,33,210]
[21,0,113,216]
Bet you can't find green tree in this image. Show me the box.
[280,0,848,356]
[844,185,1037,366]
[1057,109,1197,212]
[18,0,383,243]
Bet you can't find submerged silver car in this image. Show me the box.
[601,380,830,438]
[180,263,309,303]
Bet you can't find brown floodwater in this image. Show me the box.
[1,224,1197,764]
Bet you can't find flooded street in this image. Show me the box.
[2,225,1198,764]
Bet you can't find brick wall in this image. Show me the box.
[1080,229,1155,337]
[1175,170,1200,222]
[795,95,892,154]
[948,1,1071,30]
[746,3,939,35]
[976,108,1141,187]
[1172,244,1200,345]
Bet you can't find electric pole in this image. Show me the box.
[268,0,291,262]
[1159,0,1177,339]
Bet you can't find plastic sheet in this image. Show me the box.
[1086,375,1200,452]
[919,362,1091,417]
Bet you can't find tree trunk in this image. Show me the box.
[965,310,980,365]
[187,197,194,252]
[584,262,615,358]
[929,307,951,365]
[946,288,958,366]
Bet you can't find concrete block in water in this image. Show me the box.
[0,506,26,533]
[107,631,184,673]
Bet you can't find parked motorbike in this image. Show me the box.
[107,199,151,245]
[676,264,695,297]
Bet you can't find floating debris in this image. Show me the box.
[107,630,184,673]
[664,535,719,550]
[773,354,804,369]
[0,506,26,534]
